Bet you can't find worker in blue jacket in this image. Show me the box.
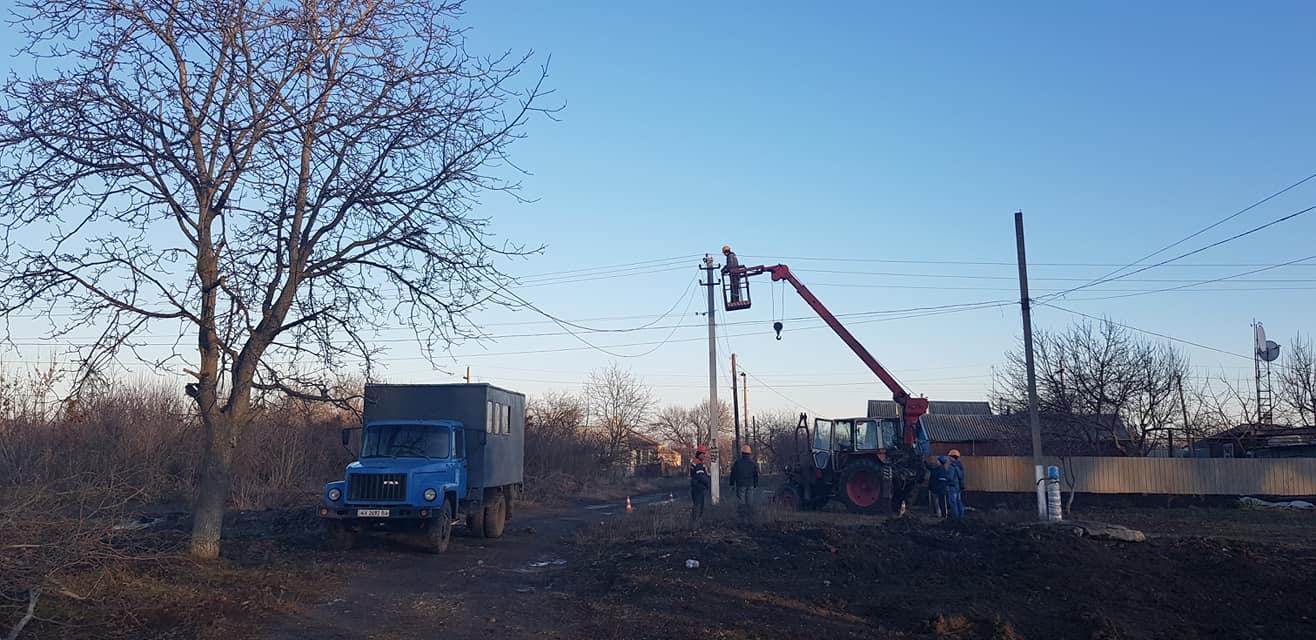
[947,449,966,519]
[689,446,711,526]
[928,456,951,518]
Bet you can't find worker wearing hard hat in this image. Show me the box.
[721,245,743,304]
[689,445,712,527]
[729,444,759,519]
[947,449,966,519]
[928,455,951,518]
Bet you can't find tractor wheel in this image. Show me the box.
[424,498,453,554]
[773,486,803,511]
[839,459,886,515]
[482,493,507,539]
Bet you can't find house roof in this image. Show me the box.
[867,400,992,418]
[919,413,1131,443]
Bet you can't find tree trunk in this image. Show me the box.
[190,412,239,560]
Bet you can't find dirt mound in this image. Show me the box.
[565,514,1316,639]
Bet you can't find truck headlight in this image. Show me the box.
[328,488,342,502]
[423,488,438,502]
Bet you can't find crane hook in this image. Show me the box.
[773,321,783,340]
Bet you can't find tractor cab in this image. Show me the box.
[809,417,903,471]
[722,266,752,311]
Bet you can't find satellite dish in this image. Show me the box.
[1259,339,1281,362]
[1254,323,1267,354]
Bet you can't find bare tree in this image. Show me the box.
[994,319,1190,455]
[751,409,802,467]
[651,404,696,451]
[1279,333,1316,426]
[584,363,654,470]
[525,391,593,478]
[0,0,551,558]
[649,399,729,455]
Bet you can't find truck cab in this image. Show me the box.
[319,383,525,553]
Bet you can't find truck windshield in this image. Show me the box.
[361,424,451,459]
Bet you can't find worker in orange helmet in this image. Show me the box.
[721,245,743,305]
[947,449,966,519]
[729,444,759,520]
[689,445,712,526]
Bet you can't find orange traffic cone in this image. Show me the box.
[626,496,634,513]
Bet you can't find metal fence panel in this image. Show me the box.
[961,456,1316,496]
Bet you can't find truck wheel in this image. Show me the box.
[325,521,355,551]
[425,498,453,554]
[482,493,506,539]
[467,506,486,537]
[839,459,886,515]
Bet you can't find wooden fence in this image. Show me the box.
[961,456,1316,496]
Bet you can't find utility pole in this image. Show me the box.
[1014,211,1047,522]
[464,366,471,383]
[731,353,741,454]
[1176,372,1192,457]
[702,255,721,505]
[741,371,749,447]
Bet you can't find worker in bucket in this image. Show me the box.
[721,245,742,304]
[947,449,966,519]
[689,445,712,526]
[928,455,951,518]
[729,444,759,520]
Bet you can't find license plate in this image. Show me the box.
[357,509,390,518]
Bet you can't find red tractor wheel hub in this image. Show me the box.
[846,469,882,507]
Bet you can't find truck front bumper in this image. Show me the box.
[319,505,440,521]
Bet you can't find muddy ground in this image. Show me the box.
[11,488,1316,640]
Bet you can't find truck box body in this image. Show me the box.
[363,383,525,490]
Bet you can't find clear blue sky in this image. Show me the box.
[4,1,1316,421]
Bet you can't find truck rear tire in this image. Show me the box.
[839,459,887,515]
[326,521,355,551]
[425,498,453,554]
[482,493,506,539]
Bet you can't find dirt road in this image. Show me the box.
[266,492,678,640]
[232,492,1316,640]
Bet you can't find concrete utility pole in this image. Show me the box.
[464,366,471,383]
[731,353,741,454]
[1014,211,1047,522]
[741,371,749,447]
[702,255,721,505]
[1176,372,1193,456]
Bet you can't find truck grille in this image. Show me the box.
[347,473,407,502]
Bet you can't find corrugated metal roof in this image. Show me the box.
[867,400,992,418]
[920,413,1130,443]
[920,415,1011,441]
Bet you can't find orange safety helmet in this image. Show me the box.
[695,445,708,456]
[948,449,962,458]
[741,445,752,454]
[721,245,732,253]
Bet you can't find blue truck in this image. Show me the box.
[319,383,525,553]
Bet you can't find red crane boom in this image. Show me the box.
[730,264,930,446]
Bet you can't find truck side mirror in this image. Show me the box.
[340,427,361,458]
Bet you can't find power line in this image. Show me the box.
[1040,302,1251,360]
[1041,202,1316,301]
[1057,254,1316,303]
[1058,170,1316,293]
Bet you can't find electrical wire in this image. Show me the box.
[1040,202,1316,301]
[1055,254,1316,303]
[1040,302,1251,360]
[1054,170,1316,294]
